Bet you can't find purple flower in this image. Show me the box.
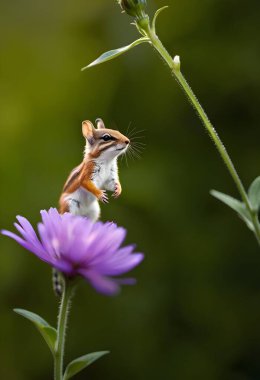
[1,208,144,295]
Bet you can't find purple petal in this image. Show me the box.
[40,209,62,238]
[94,253,144,276]
[2,208,144,295]
[16,216,39,243]
[1,230,52,264]
[52,259,75,275]
[37,223,57,258]
[1,230,35,251]
[79,269,120,296]
[14,222,48,259]
[85,227,127,264]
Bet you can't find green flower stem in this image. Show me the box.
[54,278,74,380]
[141,22,260,245]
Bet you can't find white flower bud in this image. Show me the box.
[173,55,181,71]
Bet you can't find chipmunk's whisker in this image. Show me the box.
[130,151,139,161]
[129,131,146,139]
[132,139,146,143]
[125,121,132,136]
[128,145,142,160]
[121,124,146,165]
[126,147,135,161]
[131,141,146,147]
[131,146,143,155]
[130,136,145,141]
[130,150,141,160]
[126,150,134,161]
[131,142,145,151]
[128,127,146,139]
[131,128,147,135]
[131,144,142,154]
[127,127,136,139]
[120,149,129,167]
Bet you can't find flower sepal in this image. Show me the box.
[118,0,147,20]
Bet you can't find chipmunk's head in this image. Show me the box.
[82,119,130,160]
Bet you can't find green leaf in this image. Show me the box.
[82,38,149,70]
[14,308,57,354]
[210,190,253,231]
[248,176,260,211]
[63,351,109,380]
[152,6,169,32]
[210,190,245,215]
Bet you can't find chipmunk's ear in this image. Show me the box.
[82,120,95,145]
[95,118,106,129]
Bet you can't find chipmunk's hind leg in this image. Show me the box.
[69,199,81,214]
[59,193,70,214]
[79,199,100,222]
[60,194,81,215]
[86,200,100,222]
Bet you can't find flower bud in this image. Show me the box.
[173,55,181,71]
[119,0,147,19]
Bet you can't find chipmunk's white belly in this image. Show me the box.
[65,161,113,221]
[65,187,99,220]
[92,160,113,188]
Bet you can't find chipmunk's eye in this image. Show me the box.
[101,134,112,141]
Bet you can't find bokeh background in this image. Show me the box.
[1,0,260,379]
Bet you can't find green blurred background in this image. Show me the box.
[1,0,260,379]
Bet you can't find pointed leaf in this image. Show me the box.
[248,176,260,211]
[210,190,245,215]
[14,308,57,354]
[82,38,149,70]
[152,6,169,31]
[63,351,109,380]
[210,190,253,230]
[40,326,58,352]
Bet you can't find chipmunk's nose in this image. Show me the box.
[125,139,130,145]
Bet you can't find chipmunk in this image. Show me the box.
[59,118,130,221]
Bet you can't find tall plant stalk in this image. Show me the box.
[142,23,260,245]
[84,1,260,245]
[54,279,74,380]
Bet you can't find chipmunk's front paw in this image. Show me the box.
[98,190,109,204]
[112,182,122,198]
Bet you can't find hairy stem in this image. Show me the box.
[141,23,260,244]
[54,278,74,380]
